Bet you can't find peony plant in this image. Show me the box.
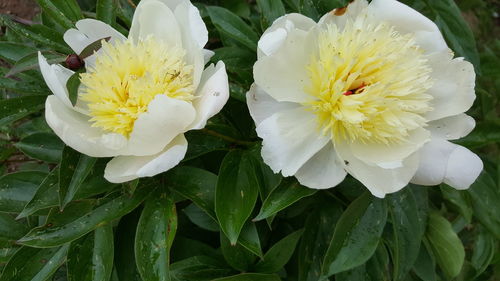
[248,0,483,197]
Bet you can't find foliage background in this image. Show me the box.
[0,0,499,280]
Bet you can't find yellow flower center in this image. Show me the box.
[80,37,194,137]
[306,12,433,144]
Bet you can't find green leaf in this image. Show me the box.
[79,37,111,59]
[412,242,437,281]
[15,132,64,163]
[51,0,84,21]
[6,51,66,77]
[212,47,255,73]
[0,171,47,213]
[256,0,286,29]
[183,203,219,232]
[135,191,177,281]
[321,193,388,277]
[0,16,71,53]
[67,224,114,281]
[255,229,303,273]
[0,42,37,63]
[470,229,496,279]
[220,232,257,272]
[456,121,500,149]
[0,244,69,281]
[0,96,47,125]
[421,0,480,69]
[387,188,428,281]
[254,179,316,221]
[170,256,233,281]
[59,146,97,208]
[467,172,500,238]
[0,213,29,241]
[114,210,142,281]
[168,166,217,219]
[18,180,157,247]
[36,0,75,29]
[426,212,465,279]
[238,222,263,258]
[298,201,343,281]
[66,72,81,107]
[206,6,259,51]
[213,273,281,281]
[96,0,116,25]
[440,184,473,222]
[216,150,259,245]
[184,130,229,161]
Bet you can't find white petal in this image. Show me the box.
[350,127,430,167]
[318,0,369,28]
[38,52,74,108]
[254,28,316,103]
[368,0,448,54]
[189,61,229,130]
[258,13,316,58]
[425,51,476,121]
[127,94,196,156]
[295,143,347,189]
[173,0,208,49]
[129,0,182,47]
[257,107,330,176]
[45,95,127,157]
[203,49,214,64]
[411,138,483,189]
[428,114,475,140]
[64,19,126,55]
[246,83,298,126]
[105,134,188,183]
[337,142,420,198]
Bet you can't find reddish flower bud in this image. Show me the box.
[65,54,84,70]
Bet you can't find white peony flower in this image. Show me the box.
[39,0,229,183]
[247,0,483,197]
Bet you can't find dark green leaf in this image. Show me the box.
[216,150,259,244]
[96,0,116,25]
[51,0,83,21]
[66,72,81,107]
[18,180,157,247]
[36,0,75,29]
[220,232,256,272]
[256,0,286,29]
[0,171,47,213]
[170,256,233,281]
[470,229,496,279]
[0,245,69,281]
[213,273,281,281]
[412,242,437,281]
[6,51,66,77]
[184,130,229,161]
[441,184,473,222]
[135,191,177,281]
[0,96,46,124]
[254,179,316,221]
[321,193,388,277]
[467,172,500,238]
[59,146,97,208]
[387,188,427,281]
[255,229,303,273]
[79,37,111,59]
[15,132,64,163]
[183,203,219,232]
[426,212,465,279]
[0,213,29,241]
[0,42,37,63]
[114,209,142,281]
[206,6,259,50]
[168,166,217,219]
[238,222,263,258]
[67,224,114,281]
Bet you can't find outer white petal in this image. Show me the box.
[257,107,330,177]
[38,52,74,107]
[337,142,420,198]
[64,19,126,55]
[368,0,448,54]
[173,0,208,49]
[246,83,298,126]
[203,49,214,64]
[425,51,476,121]
[295,143,347,189]
[258,13,316,58]
[254,28,316,103]
[428,114,475,140]
[318,0,369,28]
[129,0,182,47]
[350,128,430,167]
[411,138,483,189]
[104,134,188,183]
[126,94,196,156]
[45,95,128,157]
[188,61,229,130]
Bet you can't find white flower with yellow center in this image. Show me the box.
[247,0,483,197]
[38,0,229,183]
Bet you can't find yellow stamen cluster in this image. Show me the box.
[80,37,194,137]
[306,12,433,144]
